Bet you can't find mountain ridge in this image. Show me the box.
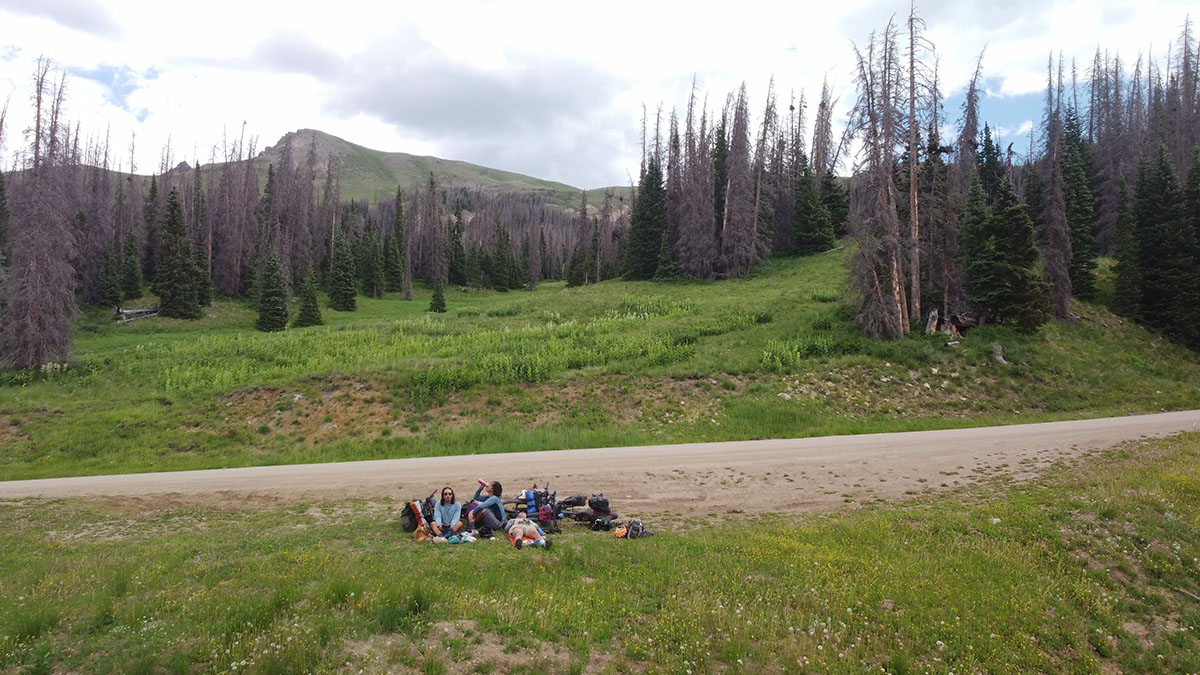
[255,128,630,208]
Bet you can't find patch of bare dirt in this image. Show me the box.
[342,621,625,674]
[0,415,29,446]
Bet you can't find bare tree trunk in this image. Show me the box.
[907,3,923,324]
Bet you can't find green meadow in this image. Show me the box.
[4,432,1200,673]
[2,248,1199,481]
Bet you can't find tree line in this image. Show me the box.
[0,61,632,368]
[840,11,1200,350]
[2,13,1199,370]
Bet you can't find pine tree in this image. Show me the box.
[328,229,357,311]
[359,219,384,298]
[819,171,850,237]
[385,189,405,292]
[1110,182,1141,320]
[292,267,323,328]
[448,203,467,286]
[712,115,729,237]
[793,163,835,255]
[256,251,289,332]
[1184,148,1200,348]
[1135,147,1198,345]
[962,176,1049,332]
[977,124,1004,201]
[1064,143,1098,299]
[120,231,142,300]
[157,189,202,320]
[652,233,684,281]
[466,244,485,288]
[193,236,212,307]
[626,157,668,279]
[97,243,122,308]
[989,179,1051,332]
[960,176,1000,321]
[565,246,587,287]
[429,280,446,313]
[143,174,160,286]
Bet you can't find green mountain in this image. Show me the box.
[256,129,630,208]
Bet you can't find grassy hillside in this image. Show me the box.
[4,431,1200,672]
[256,129,631,207]
[1,248,1197,481]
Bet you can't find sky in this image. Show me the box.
[0,0,1193,189]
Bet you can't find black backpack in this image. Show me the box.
[589,515,614,531]
[400,508,418,532]
[587,494,610,514]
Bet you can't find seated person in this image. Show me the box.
[468,480,506,534]
[429,486,463,537]
[505,512,551,549]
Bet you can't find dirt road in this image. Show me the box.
[3,411,1198,516]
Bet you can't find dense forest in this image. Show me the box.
[0,13,1198,370]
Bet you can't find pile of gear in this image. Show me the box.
[400,482,654,549]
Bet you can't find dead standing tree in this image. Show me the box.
[905,2,935,323]
[848,22,908,339]
[1041,53,1074,320]
[1,59,79,369]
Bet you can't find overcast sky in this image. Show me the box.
[0,0,1193,189]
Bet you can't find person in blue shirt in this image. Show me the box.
[468,480,505,534]
[430,486,463,537]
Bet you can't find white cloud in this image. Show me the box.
[0,0,1193,186]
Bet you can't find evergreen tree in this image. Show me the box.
[493,225,521,290]
[120,231,142,300]
[1135,147,1198,346]
[466,244,485,288]
[429,280,446,313]
[977,124,1004,201]
[97,243,122,308]
[793,164,835,255]
[480,249,498,289]
[448,203,467,286]
[962,176,1049,332]
[384,233,404,293]
[256,250,289,332]
[157,189,202,320]
[385,188,406,292]
[1111,182,1141,320]
[819,172,850,237]
[193,234,212,307]
[625,157,668,279]
[1064,143,1098,299]
[359,219,384,298]
[1184,148,1200,348]
[712,116,729,238]
[293,267,323,328]
[143,175,160,286]
[652,233,684,281]
[566,248,586,287]
[328,229,358,311]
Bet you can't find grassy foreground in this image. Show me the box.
[2,248,1200,481]
[4,433,1200,673]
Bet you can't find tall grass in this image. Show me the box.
[2,251,1199,480]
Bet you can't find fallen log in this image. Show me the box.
[113,306,160,323]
